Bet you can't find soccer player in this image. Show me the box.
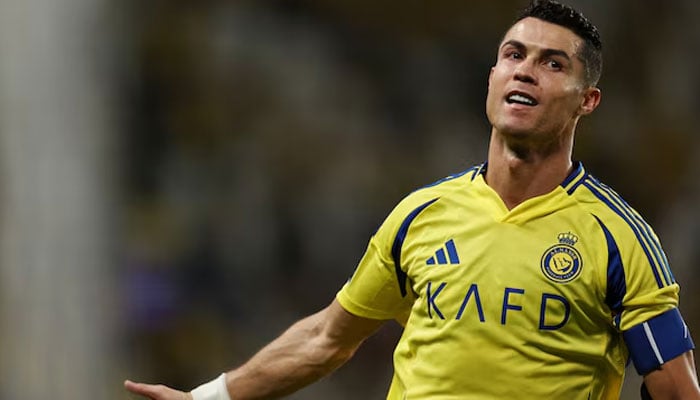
[125,1,700,399]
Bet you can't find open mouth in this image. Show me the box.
[506,92,538,106]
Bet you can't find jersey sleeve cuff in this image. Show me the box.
[622,307,695,375]
[335,290,396,320]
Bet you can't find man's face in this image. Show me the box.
[486,17,597,143]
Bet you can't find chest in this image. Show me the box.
[399,205,610,325]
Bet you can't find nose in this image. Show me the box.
[513,60,537,85]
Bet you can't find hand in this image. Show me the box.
[124,380,193,400]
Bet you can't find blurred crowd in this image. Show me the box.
[115,1,700,398]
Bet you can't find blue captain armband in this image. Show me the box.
[623,308,695,375]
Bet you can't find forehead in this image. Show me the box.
[500,17,583,56]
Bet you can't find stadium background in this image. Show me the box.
[0,0,698,399]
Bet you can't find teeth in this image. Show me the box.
[508,94,535,105]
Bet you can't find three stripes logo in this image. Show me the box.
[426,239,460,265]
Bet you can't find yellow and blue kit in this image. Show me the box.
[337,162,694,399]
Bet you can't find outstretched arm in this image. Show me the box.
[125,299,386,400]
[644,350,700,400]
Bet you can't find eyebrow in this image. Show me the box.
[500,39,572,61]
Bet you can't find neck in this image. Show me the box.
[485,129,574,210]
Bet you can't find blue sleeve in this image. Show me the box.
[622,308,695,375]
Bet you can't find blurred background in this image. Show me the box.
[0,0,698,399]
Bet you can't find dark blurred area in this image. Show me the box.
[2,0,696,399]
[117,1,700,398]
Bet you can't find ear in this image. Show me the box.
[579,87,601,115]
[488,66,495,88]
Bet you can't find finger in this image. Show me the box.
[125,380,190,400]
[124,380,163,397]
[124,380,149,395]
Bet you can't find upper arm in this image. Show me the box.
[336,195,436,322]
[588,196,696,381]
[320,299,387,353]
[336,235,412,321]
[623,308,695,376]
[643,350,700,400]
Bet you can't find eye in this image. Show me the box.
[546,59,563,70]
[506,51,523,60]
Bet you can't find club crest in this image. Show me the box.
[540,232,582,283]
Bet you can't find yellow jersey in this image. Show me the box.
[337,162,691,399]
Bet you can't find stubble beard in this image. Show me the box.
[487,99,571,162]
[498,125,564,162]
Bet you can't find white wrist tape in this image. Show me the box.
[190,373,231,400]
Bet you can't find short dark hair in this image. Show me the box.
[516,0,603,86]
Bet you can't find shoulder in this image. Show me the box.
[392,165,481,218]
[570,171,652,236]
[570,170,674,286]
[377,164,482,236]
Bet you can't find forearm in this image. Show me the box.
[644,350,700,400]
[124,301,381,400]
[224,308,361,399]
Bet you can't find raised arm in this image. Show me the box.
[643,350,700,400]
[125,299,386,400]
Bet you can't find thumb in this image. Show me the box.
[124,380,156,397]
[124,380,182,399]
[124,379,194,400]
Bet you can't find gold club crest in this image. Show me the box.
[541,232,583,283]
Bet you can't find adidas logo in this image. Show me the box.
[426,239,460,265]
